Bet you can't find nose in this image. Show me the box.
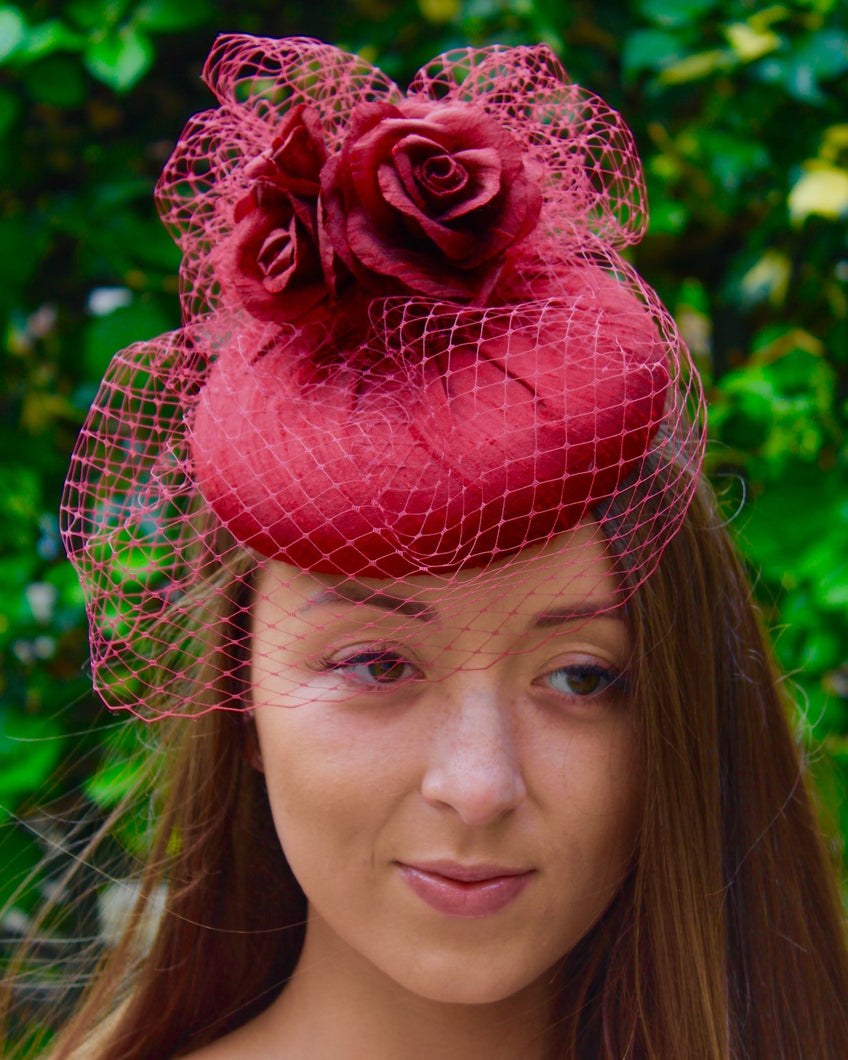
[420,677,527,827]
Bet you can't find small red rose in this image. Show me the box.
[321,100,542,303]
[224,104,328,323]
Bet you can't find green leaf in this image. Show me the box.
[0,822,42,913]
[717,389,774,450]
[83,297,175,378]
[0,468,41,553]
[793,27,848,82]
[621,29,685,79]
[0,86,21,135]
[84,718,150,813]
[22,54,87,107]
[737,461,842,581]
[12,18,84,62]
[0,709,64,807]
[84,24,154,91]
[66,0,131,31]
[0,217,49,290]
[753,31,847,106]
[636,0,719,28]
[646,199,689,235]
[131,0,215,31]
[695,130,770,193]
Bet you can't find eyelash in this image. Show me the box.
[316,648,626,700]
[318,648,420,689]
[544,662,627,700]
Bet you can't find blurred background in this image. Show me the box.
[1,0,847,1009]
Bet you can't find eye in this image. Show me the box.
[545,663,624,699]
[325,649,420,689]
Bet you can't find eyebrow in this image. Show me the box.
[531,602,621,629]
[300,583,437,622]
[301,585,621,630]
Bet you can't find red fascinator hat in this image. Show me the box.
[61,36,705,717]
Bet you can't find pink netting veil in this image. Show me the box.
[60,36,705,719]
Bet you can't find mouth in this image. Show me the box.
[396,861,535,919]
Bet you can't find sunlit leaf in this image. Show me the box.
[821,123,848,163]
[789,162,848,223]
[739,250,791,307]
[84,24,154,91]
[0,6,26,63]
[724,21,781,62]
[418,0,461,23]
[818,561,848,609]
[658,47,732,84]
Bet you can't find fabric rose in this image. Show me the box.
[224,105,328,323]
[321,100,543,303]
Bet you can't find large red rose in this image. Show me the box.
[321,100,542,303]
[222,105,328,323]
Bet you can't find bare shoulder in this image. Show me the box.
[177,1015,280,1059]
[178,1026,259,1059]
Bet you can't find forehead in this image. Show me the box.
[252,522,620,637]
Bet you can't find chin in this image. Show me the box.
[378,947,563,1008]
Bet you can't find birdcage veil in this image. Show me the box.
[60,36,705,719]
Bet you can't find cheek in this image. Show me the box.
[257,718,348,852]
[253,705,414,881]
[533,719,639,883]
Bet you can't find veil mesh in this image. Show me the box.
[60,37,705,719]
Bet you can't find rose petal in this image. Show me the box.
[416,153,467,194]
[392,137,469,214]
[412,105,525,191]
[433,148,502,220]
[320,154,359,276]
[257,223,297,288]
[245,104,326,198]
[346,207,491,299]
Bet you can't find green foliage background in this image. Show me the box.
[1,0,847,1005]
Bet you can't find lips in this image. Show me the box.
[397,861,535,919]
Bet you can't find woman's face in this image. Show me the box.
[250,526,641,1006]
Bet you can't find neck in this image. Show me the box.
[252,908,557,1060]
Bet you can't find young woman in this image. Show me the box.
[8,34,848,1059]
